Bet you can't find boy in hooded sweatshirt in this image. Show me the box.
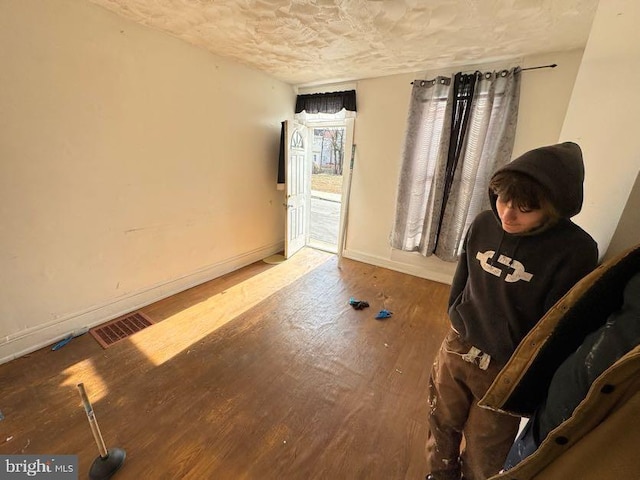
[425,142,598,480]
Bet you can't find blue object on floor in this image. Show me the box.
[375,309,393,319]
[52,335,73,351]
[349,297,370,310]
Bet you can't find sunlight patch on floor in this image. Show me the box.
[128,248,332,366]
[62,359,109,404]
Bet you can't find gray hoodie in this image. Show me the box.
[448,142,598,365]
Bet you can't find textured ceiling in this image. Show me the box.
[88,0,599,86]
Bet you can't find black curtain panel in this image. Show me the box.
[295,90,357,114]
[434,72,477,244]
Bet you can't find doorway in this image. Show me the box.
[283,115,354,259]
[308,122,346,253]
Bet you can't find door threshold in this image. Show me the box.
[308,240,338,254]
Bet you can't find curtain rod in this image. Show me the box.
[411,63,557,84]
[521,63,557,71]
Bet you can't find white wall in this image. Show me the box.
[0,0,295,363]
[604,172,640,262]
[561,0,640,258]
[341,50,585,283]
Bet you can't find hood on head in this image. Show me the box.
[489,142,585,219]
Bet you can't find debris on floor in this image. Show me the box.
[51,335,73,351]
[349,297,370,310]
[375,309,393,319]
[51,328,89,351]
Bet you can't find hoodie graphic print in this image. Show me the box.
[447,142,598,365]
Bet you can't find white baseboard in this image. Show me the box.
[341,248,455,285]
[0,242,284,366]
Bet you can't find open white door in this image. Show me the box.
[284,120,309,259]
[337,117,355,259]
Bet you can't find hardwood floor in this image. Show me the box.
[0,248,451,479]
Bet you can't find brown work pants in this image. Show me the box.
[426,329,520,480]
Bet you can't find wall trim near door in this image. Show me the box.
[342,248,455,286]
[0,241,284,366]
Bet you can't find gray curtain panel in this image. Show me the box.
[391,76,452,254]
[392,68,521,262]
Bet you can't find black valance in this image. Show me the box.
[295,90,357,114]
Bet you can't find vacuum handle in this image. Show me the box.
[77,383,109,458]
